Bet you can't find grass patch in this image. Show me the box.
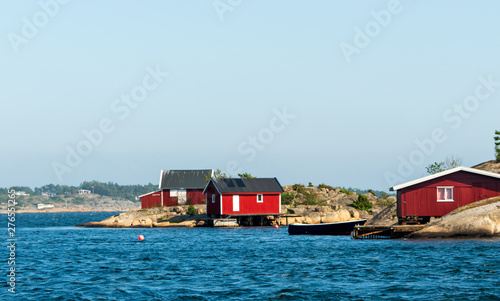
[451,196,500,215]
[379,198,395,207]
[339,188,353,195]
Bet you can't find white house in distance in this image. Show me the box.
[37,203,55,210]
[78,189,91,194]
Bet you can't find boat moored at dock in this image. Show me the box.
[288,219,367,235]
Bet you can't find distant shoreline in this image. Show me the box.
[0,208,132,214]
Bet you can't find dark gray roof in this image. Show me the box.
[210,178,284,194]
[159,170,213,189]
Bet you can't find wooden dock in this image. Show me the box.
[352,225,426,239]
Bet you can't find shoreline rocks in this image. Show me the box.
[410,197,500,239]
[75,194,500,240]
[76,205,207,228]
[77,204,369,228]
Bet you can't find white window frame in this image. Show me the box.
[436,187,454,202]
[212,194,215,203]
[257,194,263,203]
[169,189,178,197]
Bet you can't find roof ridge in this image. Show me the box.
[390,166,500,191]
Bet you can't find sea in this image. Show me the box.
[2,212,500,301]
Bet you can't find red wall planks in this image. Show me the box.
[398,171,500,218]
[221,193,281,215]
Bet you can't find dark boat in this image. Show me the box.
[288,219,367,235]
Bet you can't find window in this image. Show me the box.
[257,194,263,203]
[233,195,240,211]
[437,187,453,202]
[212,194,215,203]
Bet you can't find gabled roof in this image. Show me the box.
[390,166,500,191]
[138,190,161,198]
[203,177,284,194]
[159,169,213,189]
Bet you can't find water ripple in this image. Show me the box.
[3,213,500,300]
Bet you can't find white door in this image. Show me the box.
[178,189,187,205]
[233,195,239,212]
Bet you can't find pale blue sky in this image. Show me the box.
[2,0,499,190]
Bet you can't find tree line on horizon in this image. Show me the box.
[0,181,158,202]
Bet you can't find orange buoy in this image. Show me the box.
[274,224,279,228]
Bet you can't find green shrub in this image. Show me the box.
[368,189,376,197]
[352,194,373,212]
[339,188,353,195]
[50,195,65,203]
[281,192,295,205]
[318,183,334,190]
[72,196,85,205]
[304,193,320,205]
[292,184,307,195]
[187,205,198,216]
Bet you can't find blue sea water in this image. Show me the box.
[2,212,500,301]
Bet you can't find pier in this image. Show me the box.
[352,225,426,239]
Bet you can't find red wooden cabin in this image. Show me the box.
[390,166,500,224]
[203,177,284,217]
[140,169,213,209]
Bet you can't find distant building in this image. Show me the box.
[14,191,29,196]
[42,193,56,197]
[203,177,284,217]
[37,203,55,210]
[78,189,91,194]
[140,169,213,209]
[390,166,500,224]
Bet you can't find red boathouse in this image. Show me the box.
[140,169,213,209]
[203,177,284,218]
[390,166,500,224]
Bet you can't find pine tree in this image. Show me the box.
[495,130,500,162]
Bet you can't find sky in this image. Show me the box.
[1,0,500,191]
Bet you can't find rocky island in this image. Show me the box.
[410,196,500,238]
[77,185,397,228]
[77,182,500,239]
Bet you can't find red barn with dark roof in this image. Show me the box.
[140,169,213,209]
[390,166,500,224]
[203,177,284,217]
